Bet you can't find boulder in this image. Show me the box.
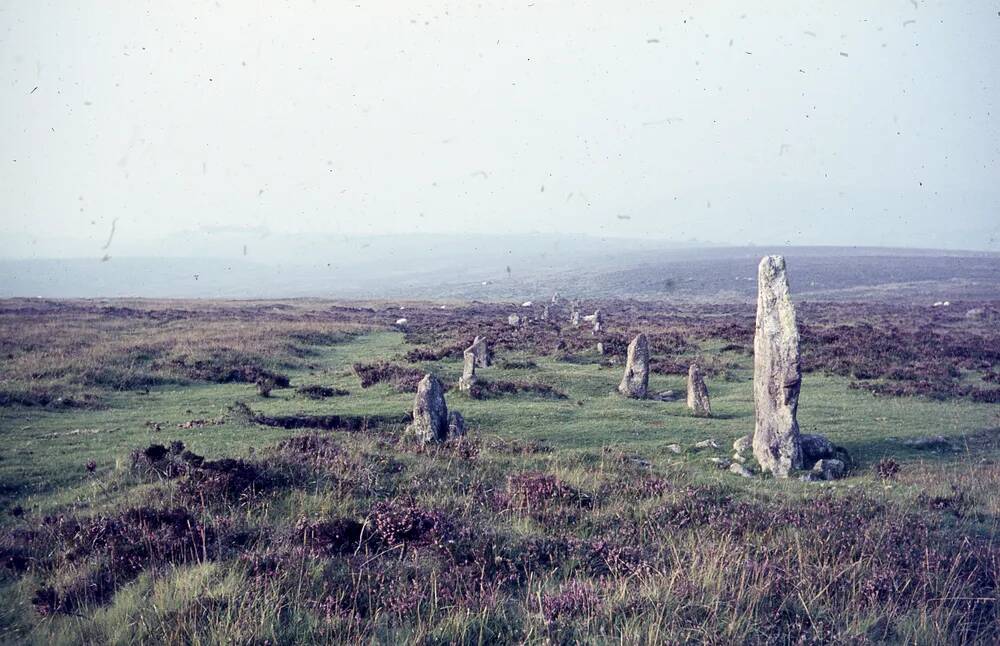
[752,255,804,477]
[812,458,845,481]
[617,333,650,398]
[409,374,449,443]
[800,434,835,461]
[686,363,712,416]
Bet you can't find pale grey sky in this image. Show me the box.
[1,0,998,256]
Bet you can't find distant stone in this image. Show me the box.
[596,342,605,355]
[551,292,560,304]
[540,305,550,321]
[448,411,466,438]
[617,333,650,399]
[395,318,408,326]
[469,336,491,368]
[965,308,984,320]
[752,255,804,478]
[508,314,522,327]
[729,463,754,478]
[686,363,712,416]
[591,310,604,335]
[457,349,477,392]
[570,310,581,327]
[521,301,533,307]
[409,374,449,443]
[666,443,682,454]
[812,458,845,481]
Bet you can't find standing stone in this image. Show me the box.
[410,374,449,443]
[458,349,477,392]
[752,255,803,477]
[591,310,603,335]
[617,333,650,398]
[507,314,522,327]
[686,364,712,417]
[469,336,491,368]
[551,291,560,304]
[570,310,580,327]
[540,305,550,321]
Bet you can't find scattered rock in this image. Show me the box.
[666,444,682,454]
[409,374,449,443]
[617,333,650,399]
[729,463,754,478]
[686,363,712,416]
[813,458,846,481]
[752,255,804,477]
[695,439,720,450]
[708,457,731,468]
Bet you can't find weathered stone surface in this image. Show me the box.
[686,363,712,416]
[617,333,650,398]
[812,458,845,481]
[708,457,731,468]
[752,255,804,477]
[457,349,477,392]
[570,310,581,327]
[409,374,449,443]
[507,314,522,327]
[695,439,719,450]
[540,305,550,321]
[469,336,491,368]
[733,434,753,456]
[729,463,754,478]
[596,342,605,355]
[448,411,466,438]
[654,390,678,401]
[666,444,682,454]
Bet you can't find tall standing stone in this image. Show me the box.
[410,374,449,443]
[458,349,477,392]
[686,363,712,417]
[752,255,803,477]
[618,333,650,398]
[469,336,491,368]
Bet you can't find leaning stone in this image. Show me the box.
[812,458,845,481]
[448,411,466,438]
[752,255,804,477]
[469,336,491,368]
[409,374,449,443]
[686,363,712,416]
[617,333,650,399]
[729,463,754,478]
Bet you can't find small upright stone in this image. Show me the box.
[551,291,560,304]
[617,333,650,398]
[591,310,604,335]
[752,255,804,477]
[410,374,449,443]
[686,364,712,417]
[507,314,522,327]
[458,349,477,392]
[540,305,550,321]
[469,336,491,368]
[570,309,581,327]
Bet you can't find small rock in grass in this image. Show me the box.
[666,444,682,454]
[695,439,719,450]
[902,435,954,451]
[813,458,846,480]
[729,463,754,478]
[708,457,731,468]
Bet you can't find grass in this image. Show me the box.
[0,300,998,644]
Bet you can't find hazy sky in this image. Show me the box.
[1,1,998,256]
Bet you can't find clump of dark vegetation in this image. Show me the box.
[467,379,567,400]
[874,457,901,481]
[352,361,425,392]
[228,401,406,432]
[497,358,537,370]
[296,384,350,399]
